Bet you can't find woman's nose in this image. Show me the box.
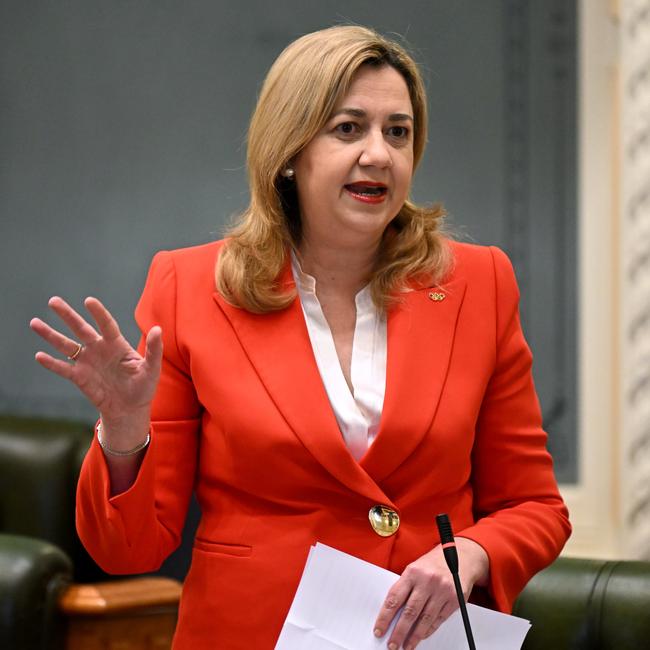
[358,131,392,168]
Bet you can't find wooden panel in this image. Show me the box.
[60,577,182,650]
[65,610,178,650]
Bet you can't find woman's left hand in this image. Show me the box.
[373,537,489,650]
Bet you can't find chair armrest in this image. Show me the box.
[0,533,73,650]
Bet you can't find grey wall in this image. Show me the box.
[0,1,577,481]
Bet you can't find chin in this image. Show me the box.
[339,216,393,238]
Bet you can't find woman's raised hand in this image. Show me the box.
[30,296,162,447]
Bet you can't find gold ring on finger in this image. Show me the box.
[67,342,83,361]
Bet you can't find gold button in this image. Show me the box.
[368,505,400,537]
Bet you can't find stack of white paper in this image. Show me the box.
[275,543,531,649]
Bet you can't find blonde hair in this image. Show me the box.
[216,25,450,313]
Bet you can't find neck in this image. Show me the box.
[296,236,380,297]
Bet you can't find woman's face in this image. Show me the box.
[293,65,414,250]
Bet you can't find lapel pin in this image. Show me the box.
[428,291,446,302]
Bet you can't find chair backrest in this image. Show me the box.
[513,556,650,649]
[0,415,107,582]
[0,414,200,582]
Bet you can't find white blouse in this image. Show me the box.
[291,253,387,461]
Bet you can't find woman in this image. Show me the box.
[31,25,570,650]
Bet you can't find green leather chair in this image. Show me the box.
[0,416,100,649]
[514,556,650,649]
[0,415,191,650]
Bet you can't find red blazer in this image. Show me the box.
[76,239,570,649]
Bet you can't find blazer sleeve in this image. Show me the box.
[75,251,201,574]
[456,246,571,611]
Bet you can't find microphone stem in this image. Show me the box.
[452,572,476,650]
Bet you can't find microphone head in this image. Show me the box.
[436,513,454,544]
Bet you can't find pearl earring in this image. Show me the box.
[282,167,295,179]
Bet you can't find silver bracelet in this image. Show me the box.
[97,420,151,457]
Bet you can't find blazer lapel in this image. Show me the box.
[360,277,468,481]
[212,285,391,505]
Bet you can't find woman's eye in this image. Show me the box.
[388,126,409,139]
[335,122,358,136]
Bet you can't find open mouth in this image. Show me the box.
[344,182,388,203]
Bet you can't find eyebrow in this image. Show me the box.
[332,107,414,122]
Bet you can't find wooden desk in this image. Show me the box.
[60,577,182,650]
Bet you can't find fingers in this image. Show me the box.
[387,588,428,650]
[375,581,435,650]
[374,581,409,643]
[47,296,100,345]
[32,296,125,359]
[404,599,458,648]
[34,350,76,381]
[30,317,82,359]
[143,326,163,374]
[375,554,459,649]
[84,296,122,341]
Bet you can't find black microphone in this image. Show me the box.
[436,513,476,650]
